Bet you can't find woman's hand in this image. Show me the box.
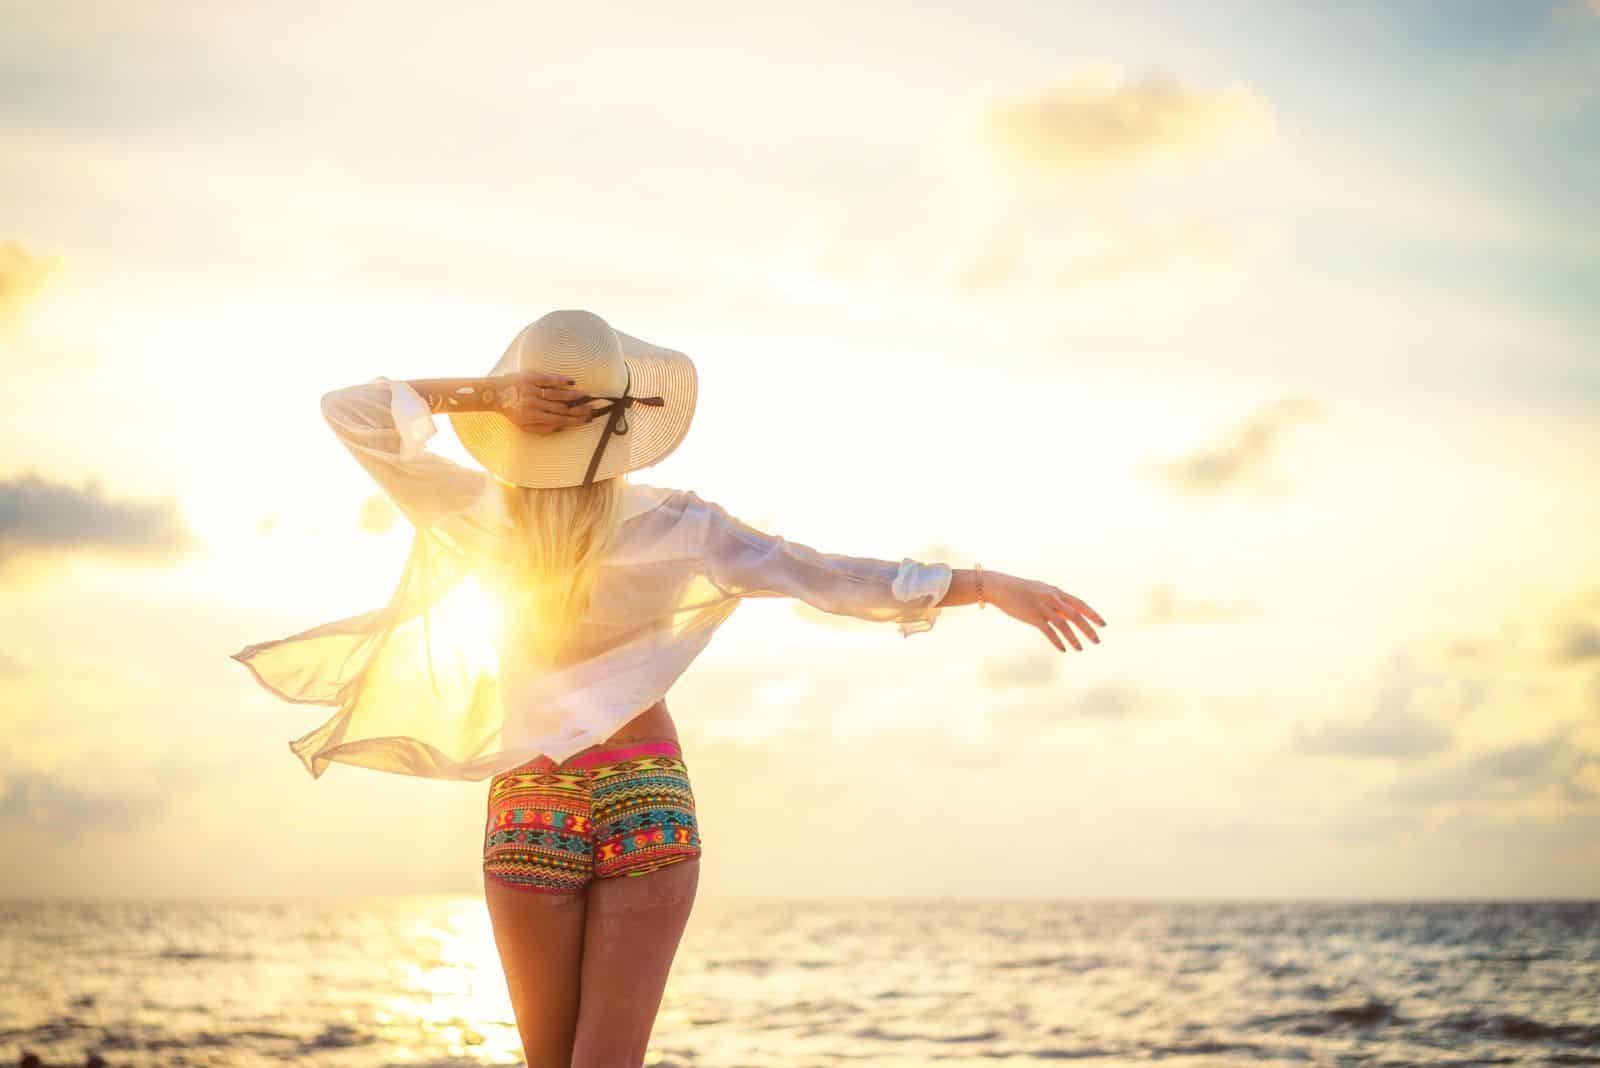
[493,372,609,435]
[986,573,1107,653]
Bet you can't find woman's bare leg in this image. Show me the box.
[569,858,701,1068]
[483,874,589,1067]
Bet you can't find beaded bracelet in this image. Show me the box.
[975,562,985,609]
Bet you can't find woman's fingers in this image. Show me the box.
[1046,610,1083,651]
[502,379,607,432]
[1034,620,1066,652]
[1052,595,1099,645]
[521,371,578,387]
[1055,587,1107,627]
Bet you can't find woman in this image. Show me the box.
[232,309,1105,1067]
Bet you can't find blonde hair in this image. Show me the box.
[491,474,630,662]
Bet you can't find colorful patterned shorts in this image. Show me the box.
[483,737,703,894]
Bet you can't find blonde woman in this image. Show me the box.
[231,309,1105,1068]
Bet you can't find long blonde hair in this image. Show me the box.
[491,474,629,662]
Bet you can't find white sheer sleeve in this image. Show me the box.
[320,376,491,529]
[690,491,953,637]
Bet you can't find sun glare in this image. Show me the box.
[430,574,508,680]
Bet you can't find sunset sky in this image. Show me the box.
[3,0,1597,900]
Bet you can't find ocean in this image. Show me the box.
[2,897,1596,1067]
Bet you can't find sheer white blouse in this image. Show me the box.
[231,376,954,781]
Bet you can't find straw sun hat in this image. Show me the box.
[448,309,698,489]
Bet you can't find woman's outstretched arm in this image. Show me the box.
[691,491,954,638]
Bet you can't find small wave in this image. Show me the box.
[7,1017,96,1044]
[1153,1041,1272,1057]
[993,953,1106,972]
[1257,961,1309,979]
[1464,951,1561,964]
[852,1025,1001,1043]
[702,957,773,973]
[1441,1012,1600,1047]
[157,947,243,961]
[303,1023,376,1050]
[1250,999,1401,1035]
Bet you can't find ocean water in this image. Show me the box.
[2,897,1597,1067]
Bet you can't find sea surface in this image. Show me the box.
[2,898,1597,1067]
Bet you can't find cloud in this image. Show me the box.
[0,769,168,838]
[1553,622,1600,665]
[1432,588,1600,676]
[1291,649,1490,760]
[1147,395,1324,497]
[1544,587,1600,667]
[876,63,1288,298]
[1137,582,1260,624]
[978,65,1275,178]
[1293,707,1454,760]
[998,681,1151,727]
[1382,733,1597,806]
[980,648,1060,687]
[0,746,245,842]
[0,472,198,576]
[0,240,60,327]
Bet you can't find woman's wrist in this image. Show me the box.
[402,376,506,414]
[938,567,992,608]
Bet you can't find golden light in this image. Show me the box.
[376,898,523,1064]
[427,573,509,681]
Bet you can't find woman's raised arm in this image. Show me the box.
[319,371,608,529]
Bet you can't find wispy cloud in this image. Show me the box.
[1146,396,1324,497]
[0,472,198,576]
[0,768,168,838]
[978,64,1275,177]
[999,681,1152,727]
[1292,707,1454,760]
[0,240,59,327]
[981,648,1060,687]
[945,64,1283,296]
[1137,583,1260,624]
[1544,589,1600,669]
[1381,732,1598,806]
[1291,649,1493,760]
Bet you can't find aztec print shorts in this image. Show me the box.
[483,737,702,894]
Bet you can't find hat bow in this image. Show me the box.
[564,380,666,487]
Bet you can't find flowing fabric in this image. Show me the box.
[231,377,954,781]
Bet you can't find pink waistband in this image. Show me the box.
[563,738,682,769]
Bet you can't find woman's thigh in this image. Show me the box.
[482,758,596,1066]
[483,875,588,1067]
[570,858,700,1068]
[569,738,704,1066]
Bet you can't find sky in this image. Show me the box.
[1,0,1597,901]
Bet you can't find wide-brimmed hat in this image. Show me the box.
[449,309,698,489]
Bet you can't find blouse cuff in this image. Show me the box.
[891,558,953,638]
[377,376,438,461]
